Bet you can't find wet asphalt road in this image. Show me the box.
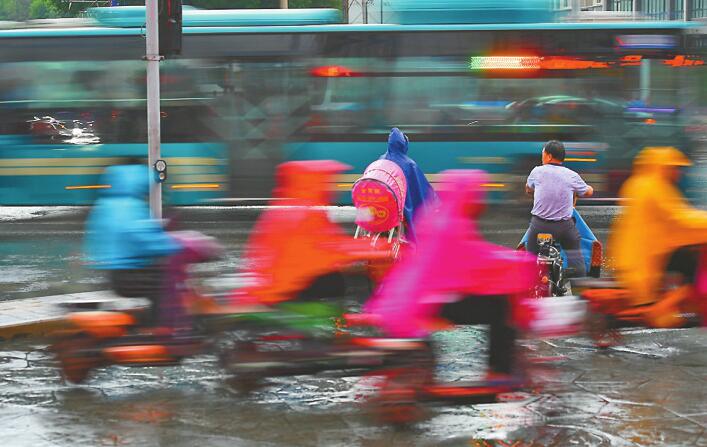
[0,205,616,302]
[0,206,705,446]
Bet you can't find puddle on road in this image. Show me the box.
[0,327,703,446]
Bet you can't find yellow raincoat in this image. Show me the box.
[609,147,707,306]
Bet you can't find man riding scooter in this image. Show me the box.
[525,140,594,278]
[609,146,707,327]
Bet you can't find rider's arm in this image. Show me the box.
[571,172,593,197]
[526,167,537,196]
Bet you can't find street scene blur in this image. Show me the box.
[0,0,706,445]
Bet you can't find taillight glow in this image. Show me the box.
[469,56,610,71]
[662,55,705,67]
[591,241,603,267]
[310,65,360,77]
[469,56,541,71]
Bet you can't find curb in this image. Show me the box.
[0,291,146,341]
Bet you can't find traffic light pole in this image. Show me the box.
[146,0,163,219]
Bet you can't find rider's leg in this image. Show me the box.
[555,220,586,277]
[439,295,517,375]
[297,272,347,301]
[109,264,166,326]
[526,216,553,254]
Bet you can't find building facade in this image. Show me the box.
[555,0,707,20]
[346,0,707,24]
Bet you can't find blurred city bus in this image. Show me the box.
[0,1,704,205]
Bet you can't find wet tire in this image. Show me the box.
[227,374,264,395]
[53,334,102,384]
[369,346,436,426]
[586,311,621,349]
[220,340,266,395]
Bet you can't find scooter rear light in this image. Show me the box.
[343,313,381,327]
[516,242,526,251]
[589,240,603,277]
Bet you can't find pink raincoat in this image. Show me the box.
[364,170,538,338]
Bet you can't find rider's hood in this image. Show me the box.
[633,146,692,180]
[386,127,409,156]
[99,164,149,198]
[436,169,488,220]
[274,160,351,205]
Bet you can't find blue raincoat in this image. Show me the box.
[84,164,181,269]
[380,128,437,241]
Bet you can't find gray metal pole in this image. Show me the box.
[280,0,288,8]
[146,0,162,219]
[640,58,651,103]
[684,0,690,20]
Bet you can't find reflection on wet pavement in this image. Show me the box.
[0,206,705,445]
[0,326,704,446]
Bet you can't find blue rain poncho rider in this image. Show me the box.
[380,128,437,241]
[83,163,181,324]
[84,164,180,270]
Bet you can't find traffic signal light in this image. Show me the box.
[159,0,182,57]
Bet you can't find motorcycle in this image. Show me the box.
[574,249,707,348]
[51,232,224,383]
[518,209,602,297]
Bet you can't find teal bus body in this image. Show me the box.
[0,139,227,205]
[0,4,704,205]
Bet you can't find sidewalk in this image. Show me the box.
[0,291,145,341]
[0,272,257,341]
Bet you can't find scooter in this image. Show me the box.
[216,279,430,394]
[51,232,224,383]
[363,294,588,425]
[574,251,707,348]
[518,209,603,297]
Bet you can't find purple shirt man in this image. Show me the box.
[527,164,590,221]
[524,140,594,278]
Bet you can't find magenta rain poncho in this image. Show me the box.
[364,170,539,338]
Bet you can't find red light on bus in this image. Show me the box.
[539,57,609,70]
[310,66,360,77]
[469,56,541,70]
[469,56,609,71]
[663,55,705,67]
[620,55,643,66]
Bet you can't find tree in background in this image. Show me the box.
[0,0,61,20]
[31,0,342,19]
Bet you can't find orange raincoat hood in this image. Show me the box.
[609,146,707,305]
